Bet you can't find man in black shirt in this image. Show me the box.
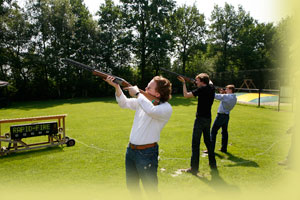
[178,73,217,175]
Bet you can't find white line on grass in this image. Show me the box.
[75,139,108,151]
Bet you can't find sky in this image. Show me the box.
[16,0,289,24]
[83,0,288,24]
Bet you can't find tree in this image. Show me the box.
[26,0,98,98]
[120,0,175,87]
[96,0,131,74]
[1,1,33,100]
[272,17,293,85]
[95,0,133,96]
[171,4,206,74]
[209,3,237,73]
[0,0,13,81]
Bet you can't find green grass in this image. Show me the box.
[0,96,295,199]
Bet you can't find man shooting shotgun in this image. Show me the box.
[61,58,160,105]
[62,58,173,195]
[161,67,217,174]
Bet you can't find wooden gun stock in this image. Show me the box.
[61,58,160,105]
[160,67,195,84]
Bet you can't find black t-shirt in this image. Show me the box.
[192,84,215,119]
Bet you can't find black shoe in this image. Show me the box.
[209,163,217,169]
[219,149,227,153]
[181,168,198,175]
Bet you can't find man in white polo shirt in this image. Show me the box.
[105,75,172,195]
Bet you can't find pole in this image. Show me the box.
[278,88,280,112]
[258,89,261,107]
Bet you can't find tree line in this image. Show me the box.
[0,0,291,101]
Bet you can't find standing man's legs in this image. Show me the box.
[136,145,159,195]
[125,147,142,195]
[211,115,222,152]
[202,118,216,168]
[190,118,202,173]
[220,115,229,152]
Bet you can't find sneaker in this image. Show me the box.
[181,168,198,175]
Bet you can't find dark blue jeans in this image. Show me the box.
[211,113,229,152]
[125,144,159,194]
[191,117,216,172]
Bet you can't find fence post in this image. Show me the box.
[258,89,261,107]
[278,88,280,112]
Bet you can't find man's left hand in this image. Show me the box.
[124,86,140,97]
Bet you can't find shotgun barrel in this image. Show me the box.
[160,67,195,84]
[61,58,160,105]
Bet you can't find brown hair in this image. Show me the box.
[195,73,210,85]
[226,84,235,93]
[153,76,172,102]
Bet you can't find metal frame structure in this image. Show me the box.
[0,114,75,156]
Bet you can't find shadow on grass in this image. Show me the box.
[216,152,259,167]
[195,169,240,192]
[0,146,65,163]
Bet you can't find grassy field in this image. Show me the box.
[0,95,296,199]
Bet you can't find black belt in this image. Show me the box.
[218,113,229,115]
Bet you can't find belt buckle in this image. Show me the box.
[130,143,137,150]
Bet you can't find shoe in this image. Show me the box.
[181,168,198,175]
[219,149,227,153]
[210,164,217,169]
[278,159,288,166]
[203,150,208,154]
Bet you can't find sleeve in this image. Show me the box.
[192,88,199,97]
[215,94,226,101]
[137,94,172,121]
[115,91,138,110]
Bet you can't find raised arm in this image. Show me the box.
[177,76,194,98]
[137,94,172,121]
[105,76,138,110]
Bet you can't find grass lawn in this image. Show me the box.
[0,95,296,200]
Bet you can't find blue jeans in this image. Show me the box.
[125,144,159,194]
[191,117,216,172]
[211,113,229,152]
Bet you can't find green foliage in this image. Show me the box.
[120,0,175,87]
[171,4,206,74]
[0,0,291,101]
[207,3,281,87]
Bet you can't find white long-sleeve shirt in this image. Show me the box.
[116,92,172,145]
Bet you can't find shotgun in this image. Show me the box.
[160,67,196,84]
[160,67,225,93]
[61,58,160,105]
